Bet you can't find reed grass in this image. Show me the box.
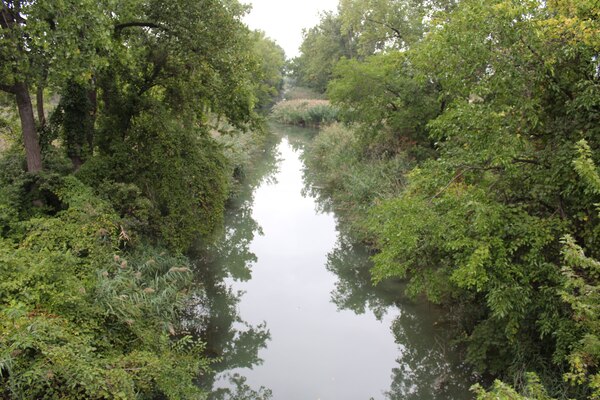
[270,99,339,127]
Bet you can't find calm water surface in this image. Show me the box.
[194,125,474,400]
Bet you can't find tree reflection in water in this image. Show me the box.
[183,125,474,399]
[183,132,281,398]
[326,234,474,399]
[297,128,475,399]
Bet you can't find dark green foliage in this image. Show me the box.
[51,81,95,168]
[78,108,229,251]
[0,173,209,398]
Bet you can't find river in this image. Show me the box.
[192,124,475,400]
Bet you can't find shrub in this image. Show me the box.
[0,175,210,398]
[78,109,229,251]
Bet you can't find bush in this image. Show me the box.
[0,174,210,398]
[78,109,229,251]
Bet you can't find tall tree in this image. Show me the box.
[0,0,111,172]
[338,0,458,55]
[251,30,286,113]
[368,0,600,395]
[291,12,357,93]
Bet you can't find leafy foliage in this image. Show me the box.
[472,373,556,399]
[305,123,411,242]
[78,107,229,251]
[328,51,440,157]
[0,174,210,398]
[251,31,286,113]
[290,12,357,93]
[0,0,287,397]
[301,0,600,397]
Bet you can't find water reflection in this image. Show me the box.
[184,132,281,397]
[326,236,393,319]
[188,124,474,399]
[210,374,273,400]
[318,234,475,399]
[293,126,475,399]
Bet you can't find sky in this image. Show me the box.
[242,0,339,59]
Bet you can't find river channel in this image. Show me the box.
[192,124,475,399]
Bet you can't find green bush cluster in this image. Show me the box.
[270,99,339,127]
[77,109,229,252]
[0,169,210,398]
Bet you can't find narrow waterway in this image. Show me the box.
[197,124,474,399]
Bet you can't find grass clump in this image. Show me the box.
[305,123,412,242]
[270,99,339,127]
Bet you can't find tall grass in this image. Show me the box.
[270,99,339,127]
[304,123,412,242]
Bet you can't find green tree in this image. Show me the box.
[367,0,600,395]
[251,31,286,113]
[0,0,112,172]
[328,51,440,156]
[337,0,457,55]
[291,12,357,93]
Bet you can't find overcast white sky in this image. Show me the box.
[242,0,339,59]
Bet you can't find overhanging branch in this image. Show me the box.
[365,17,403,41]
[0,83,16,94]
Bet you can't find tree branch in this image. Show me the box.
[364,17,403,41]
[430,168,472,202]
[518,37,574,101]
[114,21,164,33]
[0,83,16,94]
[512,157,541,166]
[137,56,167,96]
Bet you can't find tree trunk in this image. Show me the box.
[15,82,43,172]
[36,85,46,128]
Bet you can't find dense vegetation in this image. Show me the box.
[270,99,339,127]
[0,0,285,397]
[293,0,600,398]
